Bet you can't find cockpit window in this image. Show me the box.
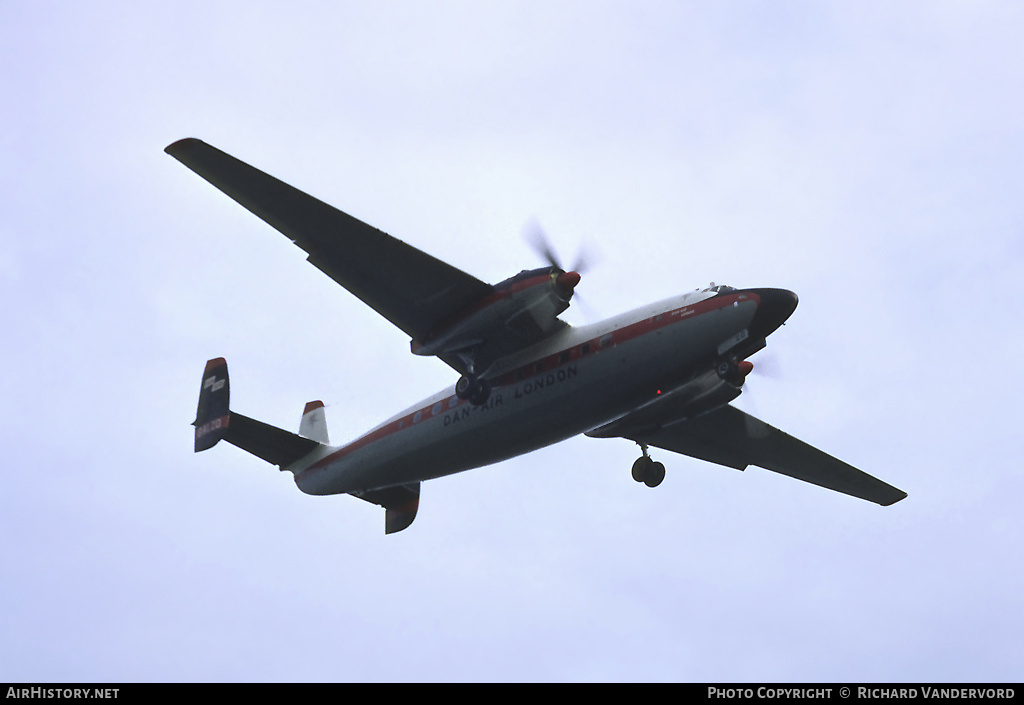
[701,282,734,294]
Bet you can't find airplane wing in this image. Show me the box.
[165,138,493,344]
[621,405,907,506]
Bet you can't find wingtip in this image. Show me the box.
[879,490,909,506]
[165,137,203,156]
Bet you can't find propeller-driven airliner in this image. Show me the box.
[167,138,906,534]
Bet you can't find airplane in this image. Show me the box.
[167,138,907,534]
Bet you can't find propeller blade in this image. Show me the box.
[523,218,599,274]
[522,217,602,322]
[737,355,782,438]
[570,236,599,275]
[749,351,782,380]
[523,218,563,270]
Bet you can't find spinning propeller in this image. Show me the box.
[523,218,598,310]
[735,351,783,436]
[523,217,594,275]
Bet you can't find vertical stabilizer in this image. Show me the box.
[299,400,330,444]
[191,358,322,465]
[354,484,421,534]
[194,358,230,451]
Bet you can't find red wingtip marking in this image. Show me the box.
[303,400,325,414]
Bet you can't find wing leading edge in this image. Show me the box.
[165,138,493,344]
[622,405,907,506]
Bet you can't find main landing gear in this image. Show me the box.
[456,374,491,406]
[454,351,492,406]
[631,444,665,488]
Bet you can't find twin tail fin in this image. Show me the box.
[193,358,320,467]
[192,358,420,534]
[194,358,230,452]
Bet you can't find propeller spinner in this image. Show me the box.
[524,218,595,305]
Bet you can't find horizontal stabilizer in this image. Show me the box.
[193,358,321,468]
[223,412,321,467]
[353,483,421,534]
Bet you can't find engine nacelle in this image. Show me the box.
[410,266,576,359]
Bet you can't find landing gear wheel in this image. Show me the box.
[644,461,665,488]
[631,457,665,487]
[469,378,491,406]
[456,375,491,406]
[632,456,653,483]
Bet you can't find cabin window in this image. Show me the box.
[448,396,458,409]
[599,333,613,348]
[413,411,422,423]
[559,350,571,364]
[581,342,591,356]
[432,402,443,416]
[534,361,544,374]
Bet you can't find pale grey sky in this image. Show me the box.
[2,1,1022,682]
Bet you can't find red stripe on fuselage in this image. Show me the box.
[301,290,759,476]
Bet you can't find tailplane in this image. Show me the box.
[192,358,419,534]
[192,358,321,467]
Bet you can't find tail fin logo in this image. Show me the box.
[204,376,226,392]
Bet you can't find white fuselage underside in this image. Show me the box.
[290,289,757,496]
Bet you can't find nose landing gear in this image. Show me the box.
[631,444,665,488]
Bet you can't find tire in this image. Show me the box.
[469,378,491,406]
[632,456,652,483]
[456,375,479,400]
[644,462,666,488]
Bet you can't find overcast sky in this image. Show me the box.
[2,0,1022,683]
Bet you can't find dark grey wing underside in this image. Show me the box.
[629,405,907,506]
[165,138,493,343]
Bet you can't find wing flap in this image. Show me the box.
[634,405,907,506]
[165,138,493,343]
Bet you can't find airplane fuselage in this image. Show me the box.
[290,286,768,496]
